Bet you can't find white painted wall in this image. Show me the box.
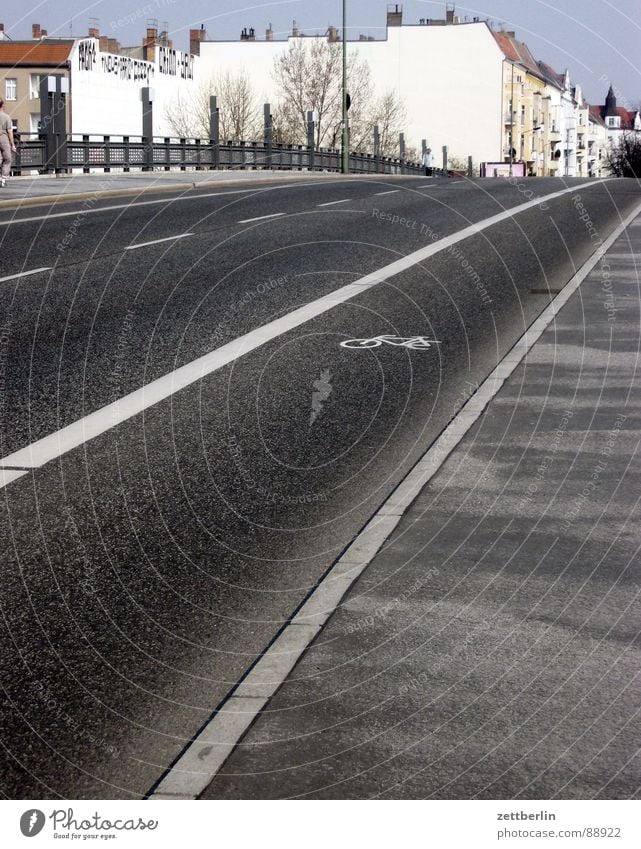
[69,39,201,137]
[199,22,504,164]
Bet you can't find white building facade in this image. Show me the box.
[198,20,505,166]
[68,38,202,137]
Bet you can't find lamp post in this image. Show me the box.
[341,0,349,174]
[509,61,515,177]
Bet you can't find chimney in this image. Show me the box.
[266,23,274,41]
[292,20,300,37]
[0,23,4,32]
[190,25,206,54]
[387,4,403,27]
[446,4,455,24]
[142,23,158,59]
[32,23,42,39]
[41,28,47,37]
[248,27,256,41]
[240,27,248,41]
[88,26,99,39]
[506,30,515,37]
[327,25,338,42]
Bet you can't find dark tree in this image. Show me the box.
[607,132,641,178]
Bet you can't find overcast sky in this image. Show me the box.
[2,0,639,106]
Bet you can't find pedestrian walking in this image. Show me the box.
[0,99,16,187]
[422,147,435,177]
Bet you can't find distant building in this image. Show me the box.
[0,33,72,135]
[0,21,200,138]
[591,85,640,144]
[198,6,505,166]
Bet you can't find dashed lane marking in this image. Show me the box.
[125,233,193,250]
[0,267,51,283]
[0,180,613,490]
[237,213,286,224]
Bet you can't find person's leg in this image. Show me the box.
[0,136,11,182]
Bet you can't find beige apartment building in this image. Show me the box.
[0,26,73,135]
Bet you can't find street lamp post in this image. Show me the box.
[341,0,349,174]
[509,61,515,177]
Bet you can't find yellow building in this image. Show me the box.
[494,31,553,176]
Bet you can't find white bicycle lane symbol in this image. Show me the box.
[340,335,441,350]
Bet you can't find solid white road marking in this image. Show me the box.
[0,177,418,228]
[0,180,357,228]
[237,213,286,224]
[125,233,193,250]
[375,190,399,195]
[317,198,351,207]
[0,267,51,283]
[146,197,641,801]
[0,180,615,489]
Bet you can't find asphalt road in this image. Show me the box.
[0,175,639,799]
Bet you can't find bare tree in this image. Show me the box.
[607,131,641,177]
[165,88,199,138]
[165,70,261,142]
[366,90,407,157]
[272,38,372,149]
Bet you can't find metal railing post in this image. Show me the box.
[307,110,316,172]
[467,155,473,178]
[141,87,154,172]
[373,124,381,174]
[264,103,273,170]
[442,145,448,174]
[209,95,220,170]
[82,134,90,174]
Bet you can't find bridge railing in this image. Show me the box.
[11,133,437,177]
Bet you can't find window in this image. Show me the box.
[5,78,17,101]
[30,74,40,99]
[29,113,40,134]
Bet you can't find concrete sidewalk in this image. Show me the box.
[202,213,641,800]
[0,169,409,208]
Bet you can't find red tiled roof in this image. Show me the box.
[591,103,637,129]
[0,42,72,66]
[493,32,520,62]
[493,31,545,80]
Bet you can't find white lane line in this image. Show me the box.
[317,198,351,207]
[146,196,641,801]
[375,190,399,196]
[0,179,356,228]
[237,212,286,224]
[125,233,193,251]
[0,266,51,283]
[0,180,612,486]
